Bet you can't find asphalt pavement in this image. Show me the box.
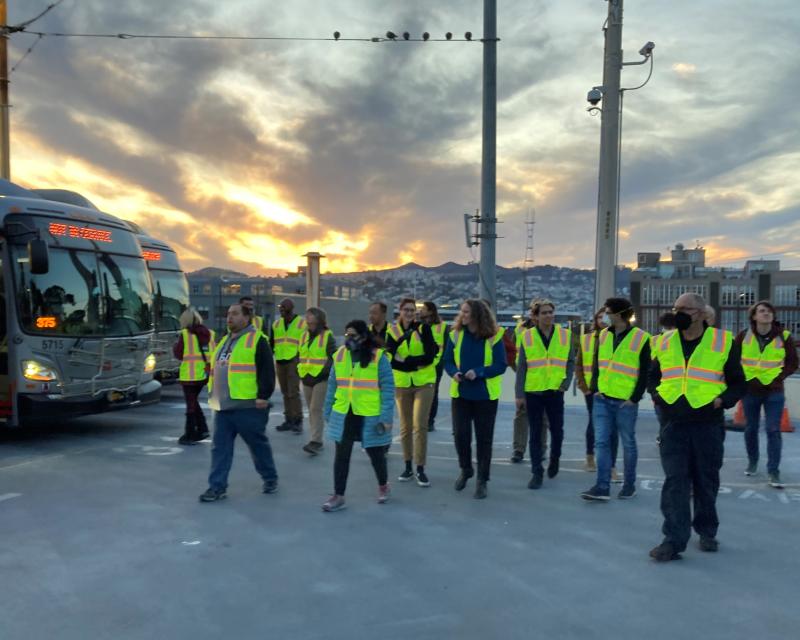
[1,385,798,640]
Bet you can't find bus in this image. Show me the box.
[134,230,189,382]
[0,179,161,427]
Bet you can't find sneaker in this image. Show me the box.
[698,536,719,552]
[547,458,559,479]
[649,542,681,562]
[768,472,785,489]
[585,454,596,472]
[744,461,757,476]
[611,467,622,484]
[474,481,488,500]
[377,484,390,504]
[178,434,197,446]
[262,479,279,494]
[581,485,610,501]
[199,487,227,502]
[291,421,303,435]
[527,473,543,490]
[618,484,636,499]
[428,423,436,432]
[510,450,524,464]
[322,494,346,512]
[276,421,293,432]
[302,441,322,456]
[454,468,474,491]
[416,470,431,487]
[398,468,414,482]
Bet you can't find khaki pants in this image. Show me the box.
[513,403,549,455]
[276,359,303,421]
[303,382,327,444]
[396,384,435,467]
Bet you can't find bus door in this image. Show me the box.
[0,242,12,424]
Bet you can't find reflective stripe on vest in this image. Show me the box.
[740,329,789,385]
[656,327,732,409]
[272,316,306,360]
[580,329,597,387]
[332,346,384,416]
[253,316,264,333]
[387,322,436,387]
[449,328,504,400]
[298,329,332,377]
[596,326,650,400]
[522,325,572,392]
[178,329,208,382]
[208,329,261,400]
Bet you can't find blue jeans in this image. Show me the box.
[208,408,279,491]
[743,392,784,474]
[593,394,638,490]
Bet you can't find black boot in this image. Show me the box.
[193,412,210,441]
[178,414,197,445]
[276,418,293,432]
[547,457,560,479]
[291,418,303,435]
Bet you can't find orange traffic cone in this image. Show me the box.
[780,407,794,433]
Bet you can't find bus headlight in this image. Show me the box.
[22,360,59,381]
[143,353,157,373]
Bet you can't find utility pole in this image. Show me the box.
[0,0,10,179]
[478,0,497,308]
[521,208,535,313]
[593,0,624,310]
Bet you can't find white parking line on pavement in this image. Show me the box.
[0,493,22,503]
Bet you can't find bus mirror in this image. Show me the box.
[28,238,50,274]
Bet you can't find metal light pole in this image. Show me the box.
[478,0,497,308]
[0,0,11,179]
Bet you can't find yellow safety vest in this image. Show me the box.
[580,328,597,387]
[332,346,385,416]
[431,322,448,366]
[656,327,732,408]
[272,315,306,360]
[387,322,436,387]
[522,325,572,392]
[298,329,333,377]
[741,329,789,385]
[449,328,505,400]
[178,329,209,382]
[597,326,650,400]
[253,316,264,333]
[208,329,263,400]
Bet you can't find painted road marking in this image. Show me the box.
[0,493,22,503]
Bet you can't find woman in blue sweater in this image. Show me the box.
[443,299,508,499]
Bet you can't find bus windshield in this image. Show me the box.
[11,245,154,337]
[151,269,189,331]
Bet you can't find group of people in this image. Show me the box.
[172,291,797,562]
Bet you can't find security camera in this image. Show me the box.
[639,41,655,56]
[587,87,603,106]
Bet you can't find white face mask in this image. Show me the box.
[600,313,611,326]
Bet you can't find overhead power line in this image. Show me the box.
[6,0,65,33]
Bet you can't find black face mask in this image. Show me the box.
[674,311,693,331]
[345,336,363,352]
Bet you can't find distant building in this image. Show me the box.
[631,243,800,338]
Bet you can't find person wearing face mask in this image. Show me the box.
[515,299,575,490]
[321,320,395,511]
[647,293,746,561]
[736,300,797,488]
[385,298,437,487]
[581,298,650,501]
[298,307,336,456]
[419,301,449,433]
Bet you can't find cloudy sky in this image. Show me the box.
[7,1,800,274]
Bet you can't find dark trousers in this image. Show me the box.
[334,440,388,496]
[659,418,725,552]
[585,392,619,464]
[182,381,206,414]
[428,363,444,427]
[208,408,278,491]
[526,392,564,474]
[452,397,499,481]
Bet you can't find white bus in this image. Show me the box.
[0,180,160,427]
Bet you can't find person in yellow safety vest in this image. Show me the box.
[368,301,389,347]
[580,298,651,502]
[270,298,306,433]
[646,292,746,562]
[238,296,266,334]
[199,303,279,502]
[321,320,395,512]
[385,297,437,487]
[514,299,575,490]
[575,308,611,473]
[735,300,798,488]
[510,299,550,464]
[174,308,213,445]
[443,299,507,499]
[419,301,449,433]
[298,307,336,457]
[649,311,677,429]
